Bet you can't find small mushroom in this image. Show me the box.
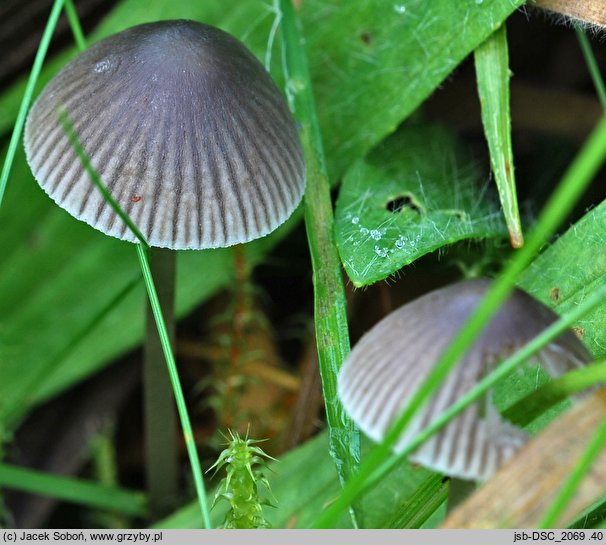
[338,278,592,481]
[22,19,305,514]
[24,19,305,249]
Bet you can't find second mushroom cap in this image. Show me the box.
[338,278,592,481]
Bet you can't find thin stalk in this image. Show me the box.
[313,113,606,527]
[144,248,179,516]
[63,0,86,52]
[137,245,211,528]
[575,26,606,110]
[0,0,65,207]
[278,0,360,527]
[0,463,146,517]
[540,413,606,528]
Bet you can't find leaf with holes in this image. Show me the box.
[335,124,507,286]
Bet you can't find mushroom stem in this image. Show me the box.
[447,477,476,512]
[144,247,178,515]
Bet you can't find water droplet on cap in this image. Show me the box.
[93,59,113,74]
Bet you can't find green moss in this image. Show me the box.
[209,431,275,529]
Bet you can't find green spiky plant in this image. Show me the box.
[208,431,275,529]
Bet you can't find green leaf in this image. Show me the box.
[302,0,525,178]
[335,124,507,286]
[518,199,606,359]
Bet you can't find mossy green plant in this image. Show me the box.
[209,431,276,529]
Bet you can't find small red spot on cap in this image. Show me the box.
[131,195,142,202]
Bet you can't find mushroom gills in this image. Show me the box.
[337,278,593,481]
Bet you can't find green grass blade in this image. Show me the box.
[278,0,360,527]
[504,360,606,427]
[0,463,147,517]
[576,26,606,110]
[313,113,606,527]
[540,412,606,528]
[0,0,65,208]
[387,474,447,529]
[474,24,523,248]
[59,0,178,505]
[64,0,87,52]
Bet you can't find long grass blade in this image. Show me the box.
[57,14,180,517]
[504,360,606,427]
[64,0,87,52]
[0,0,65,208]
[576,26,606,110]
[0,463,147,517]
[278,0,360,527]
[540,412,606,528]
[475,24,523,248]
[313,113,606,527]
[535,25,606,528]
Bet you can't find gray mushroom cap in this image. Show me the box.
[338,278,592,481]
[24,20,305,249]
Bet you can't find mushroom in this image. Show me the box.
[23,19,305,513]
[338,278,592,485]
[23,19,305,248]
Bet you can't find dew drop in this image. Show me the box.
[351,216,360,225]
[395,236,407,249]
[374,245,388,257]
[370,229,382,240]
[360,227,370,235]
[394,4,406,14]
[93,59,114,74]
